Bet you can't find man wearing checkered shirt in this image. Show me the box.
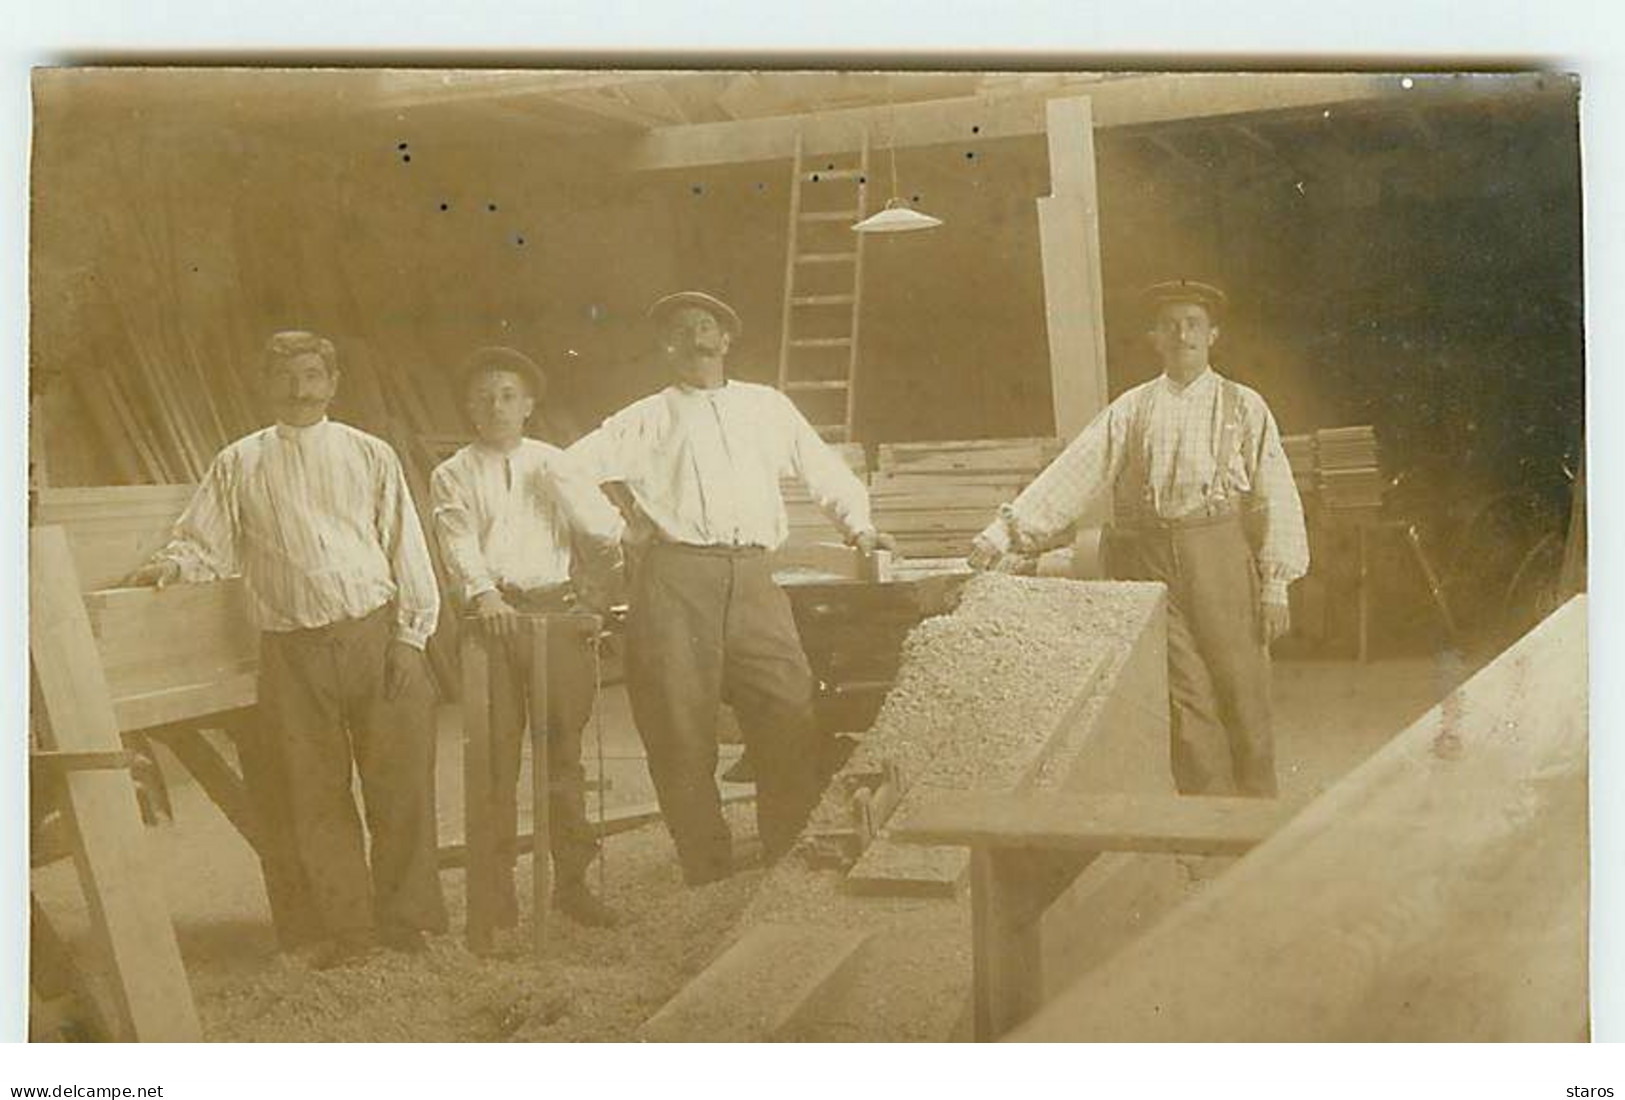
[970,280,1308,797]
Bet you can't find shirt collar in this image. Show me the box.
[274,417,330,442]
[1160,367,1216,397]
[472,436,529,459]
[672,380,732,399]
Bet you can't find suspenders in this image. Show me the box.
[1124,373,1248,522]
[1209,377,1245,512]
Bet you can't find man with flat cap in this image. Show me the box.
[970,280,1308,797]
[570,291,894,885]
[127,329,447,967]
[430,346,626,927]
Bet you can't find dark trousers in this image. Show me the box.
[1108,514,1279,797]
[485,593,601,890]
[251,605,448,940]
[625,544,823,882]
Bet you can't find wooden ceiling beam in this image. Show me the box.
[620,72,1556,172]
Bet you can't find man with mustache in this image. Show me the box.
[570,291,893,886]
[971,280,1308,798]
[127,329,446,967]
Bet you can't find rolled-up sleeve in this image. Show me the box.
[546,449,627,551]
[979,402,1126,554]
[782,394,872,540]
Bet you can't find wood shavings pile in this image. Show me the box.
[194,805,762,1042]
[834,574,1149,797]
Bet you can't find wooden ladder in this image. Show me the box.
[777,131,870,443]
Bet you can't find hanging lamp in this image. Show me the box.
[853,82,944,235]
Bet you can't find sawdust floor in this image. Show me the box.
[30,654,1476,1042]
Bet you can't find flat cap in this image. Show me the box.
[457,346,549,401]
[646,291,743,339]
[1141,279,1229,317]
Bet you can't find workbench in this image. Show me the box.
[774,561,969,735]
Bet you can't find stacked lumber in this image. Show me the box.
[1281,433,1316,499]
[1315,425,1384,515]
[869,438,1061,559]
[781,441,868,546]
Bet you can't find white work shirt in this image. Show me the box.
[430,438,625,603]
[569,380,873,549]
[982,368,1309,602]
[156,419,441,648]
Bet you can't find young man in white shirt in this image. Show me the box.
[571,291,894,885]
[430,347,626,927]
[128,330,446,967]
[971,281,1309,798]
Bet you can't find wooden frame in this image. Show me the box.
[29,525,202,1040]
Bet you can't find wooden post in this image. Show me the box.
[970,848,1039,1041]
[1037,96,1109,443]
[28,525,201,1041]
[460,628,497,955]
[529,616,552,956]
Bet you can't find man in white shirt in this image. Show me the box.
[571,291,893,885]
[971,281,1309,797]
[128,330,447,967]
[430,347,625,928]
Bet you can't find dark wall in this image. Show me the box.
[1093,93,1584,511]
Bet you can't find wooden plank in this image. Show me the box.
[894,792,1293,856]
[876,437,1058,474]
[28,525,201,1041]
[529,618,552,956]
[111,673,258,733]
[843,839,967,898]
[868,478,1027,498]
[640,922,874,1041]
[1038,96,1109,442]
[461,628,498,956]
[769,542,865,581]
[36,484,196,591]
[147,727,257,848]
[100,370,175,483]
[64,368,144,485]
[82,581,258,711]
[624,74,1463,171]
[971,849,1036,1040]
[1014,597,1589,1042]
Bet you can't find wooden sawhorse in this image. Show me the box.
[894,791,1292,1040]
[459,612,601,957]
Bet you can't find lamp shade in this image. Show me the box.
[852,198,943,234]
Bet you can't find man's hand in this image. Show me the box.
[853,529,898,557]
[384,640,424,701]
[968,535,1010,572]
[1260,600,1291,646]
[471,590,521,638]
[125,560,182,589]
